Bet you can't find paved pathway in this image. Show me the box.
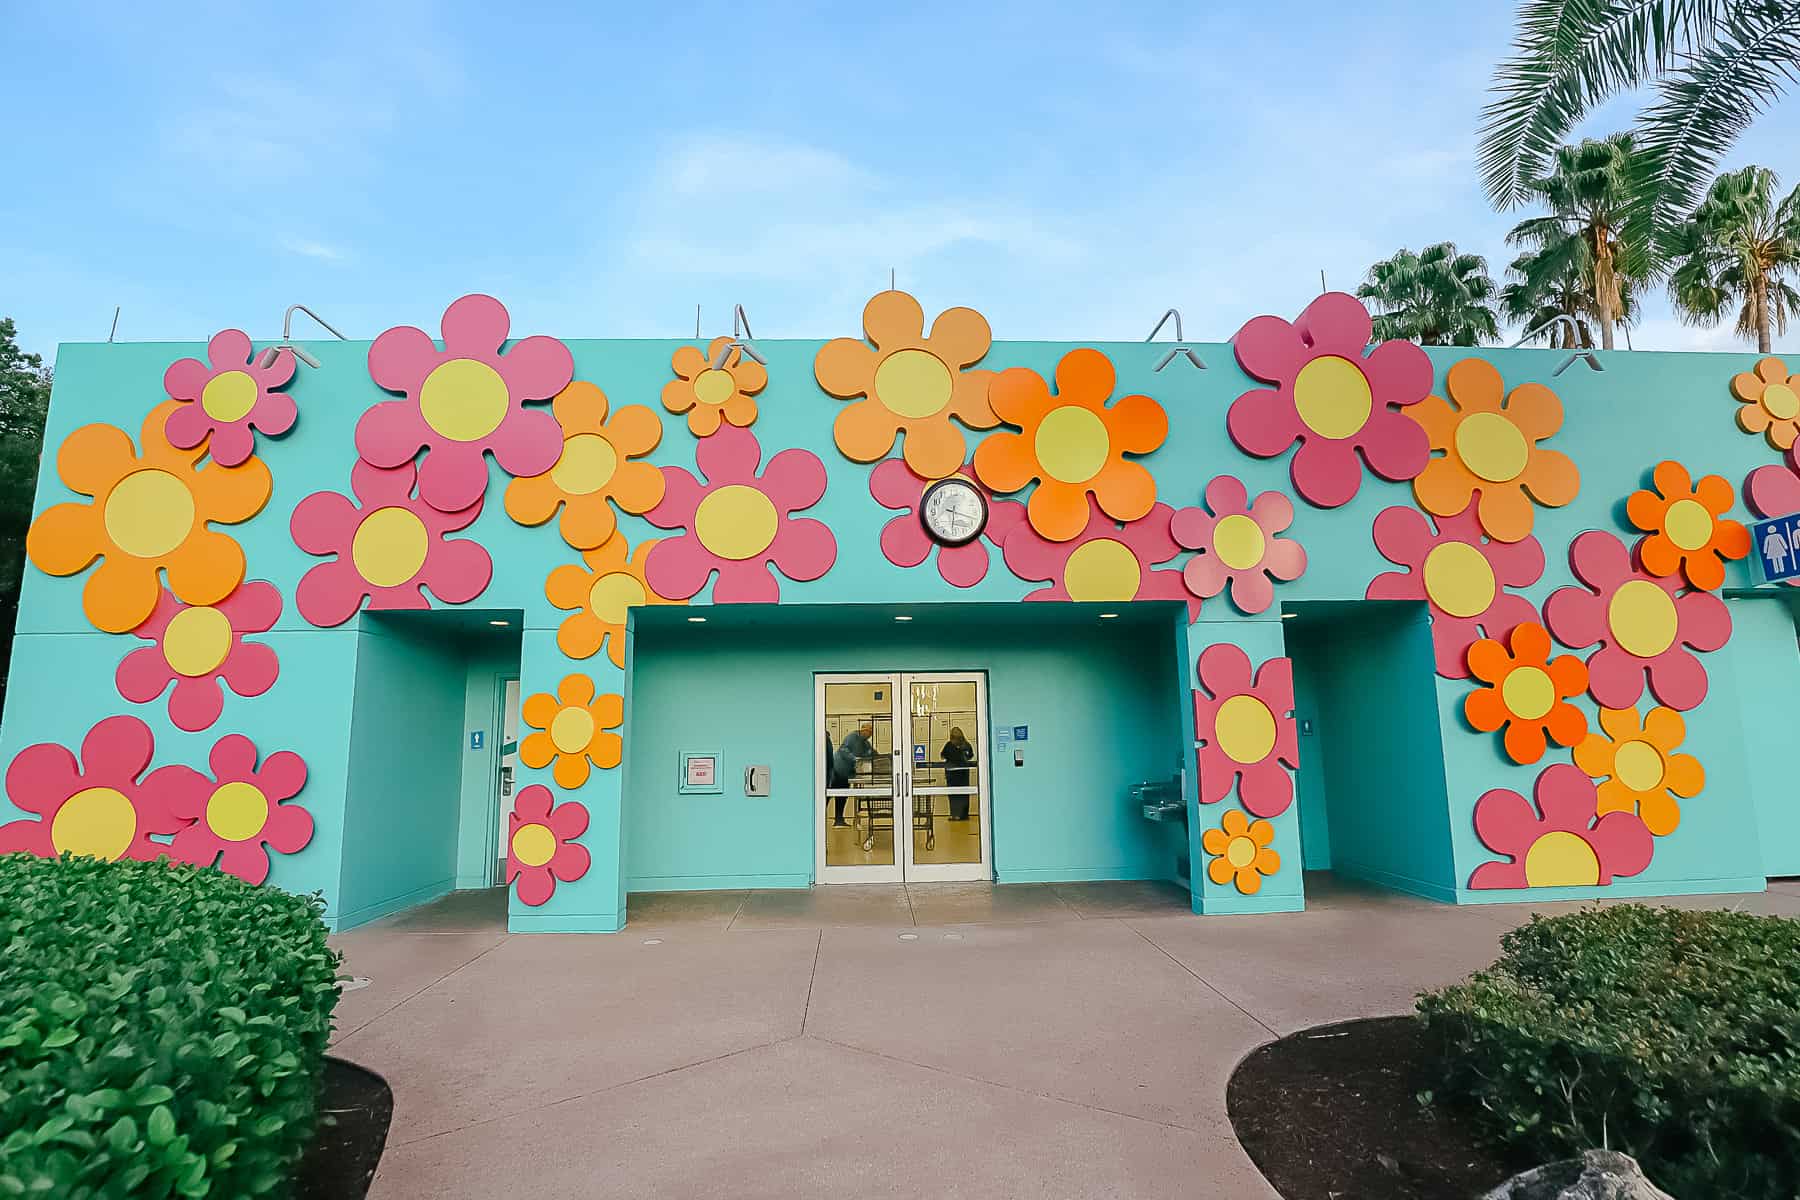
[330,876,1800,1199]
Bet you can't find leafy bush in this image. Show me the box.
[0,853,341,1197]
[1417,904,1800,1199]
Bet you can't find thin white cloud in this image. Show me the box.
[278,235,347,262]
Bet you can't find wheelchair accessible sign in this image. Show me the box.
[1752,511,1800,583]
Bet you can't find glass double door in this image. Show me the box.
[816,672,991,883]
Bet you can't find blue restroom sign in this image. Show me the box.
[1751,512,1800,583]
[1012,725,1029,742]
[470,730,484,750]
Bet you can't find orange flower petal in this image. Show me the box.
[559,674,596,706]
[1572,731,1614,778]
[661,379,698,416]
[732,355,768,396]
[1253,846,1281,875]
[1502,382,1564,441]
[590,731,624,770]
[814,337,877,398]
[1597,706,1641,741]
[1637,534,1681,579]
[1510,621,1552,664]
[1202,827,1231,856]
[1544,702,1588,748]
[556,611,606,660]
[720,392,759,428]
[607,404,664,458]
[1682,550,1724,591]
[552,381,610,431]
[1503,720,1549,765]
[1641,706,1686,751]
[1090,460,1157,524]
[1234,866,1263,895]
[1737,403,1772,433]
[522,693,560,729]
[863,290,925,346]
[56,423,138,497]
[927,306,992,367]
[25,502,101,577]
[1249,819,1275,847]
[82,557,161,634]
[1593,778,1635,816]
[898,416,966,481]
[1663,751,1704,797]
[1026,480,1093,542]
[1518,448,1579,507]
[553,753,591,790]
[1221,809,1249,837]
[594,692,624,726]
[505,474,561,527]
[520,732,556,770]
[1626,488,1671,534]
[1547,653,1588,697]
[1108,392,1169,455]
[1638,792,1680,837]
[610,460,667,514]
[191,457,272,526]
[987,366,1049,429]
[833,399,901,463]
[670,345,708,380]
[947,369,999,429]
[1446,358,1504,411]
[1475,483,1536,543]
[1406,395,1461,448]
[558,496,617,551]
[1465,638,1512,684]
[1207,855,1233,885]
[1465,686,1509,732]
[1411,458,1479,520]
[1650,460,1692,498]
[687,403,723,437]
[165,530,244,607]
[973,431,1036,494]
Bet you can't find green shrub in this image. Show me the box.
[1417,903,1800,1199]
[0,853,341,1198]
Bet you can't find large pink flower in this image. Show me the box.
[1367,505,1544,678]
[0,716,183,861]
[1002,500,1195,616]
[162,329,297,467]
[1171,475,1307,614]
[1542,530,1729,711]
[290,459,492,627]
[1469,762,1653,889]
[357,294,573,513]
[1227,292,1432,508]
[644,424,836,603]
[115,582,281,731]
[1193,644,1297,816]
[1745,449,1800,589]
[869,458,1024,588]
[159,734,311,885]
[507,784,590,906]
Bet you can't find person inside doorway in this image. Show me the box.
[942,726,975,821]
[831,721,876,827]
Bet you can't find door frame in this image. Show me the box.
[814,671,993,885]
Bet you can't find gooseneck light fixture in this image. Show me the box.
[1145,308,1205,373]
[710,304,766,370]
[254,304,347,371]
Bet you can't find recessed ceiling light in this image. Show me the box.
[1280,613,1298,620]
[488,619,509,626]
[893,615,913,622]
[687,616,707,623]
[1099,612,1119,619]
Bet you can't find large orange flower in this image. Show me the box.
[1626,460,1749,590]
[1573,705,1703,837]
[504,381,664,550]
[973,348,1167,542]
[1464,621,1588,764]
[1730,356,1800,449]
[545,532,682,666]
[663,337,767,436]
[26,401,271,634]
[814,289,997,479]
[520,674,623,789]
[1407,358,1579,543]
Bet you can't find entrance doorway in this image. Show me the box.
[816,672,992,883]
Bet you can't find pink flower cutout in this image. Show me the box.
[1745,449,1800,588]
[1227,292,1432,508]
[115,582,281,731]
[357,293,573,513]
[1470,762,1653,889]
[1193,644,1298,816]
[1367,505,1544,678]
[0,716,182,861]
[644,424,837,603]
[162,329,297,467]
[290,459,493,627]
[869,458,1024,588]
[159,734,312,885]
[1543,530,1729,711]
[1171,476,1307,614]
[507,784,590,906]
[1002,500,1196,617]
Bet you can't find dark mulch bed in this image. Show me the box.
[294,1057,394,1200]
[1228,1016,1535,1200]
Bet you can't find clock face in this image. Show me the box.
[920,478,988,547]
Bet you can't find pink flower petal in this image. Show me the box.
[644,536,717,601]
[548,799,590,840]
[163,356,211,401]
[295,560,366,627]
[1290,435,1364,507]
[514,865,555,906]
[695,423,760,485]
[218,580,282,632]
[1226,389,1302,458]
[713,560,780,603]
[422,537,493,605]
[415,440,493,513]
[163,403,213,451]
[1183,555,1230,599]
[207,328,253,367]
[645,466,705,530]
[1645,649,1708,711]
[768,518,836,583]
[354,399,432,469]
[259,750,308,802]
[1471,786,1536,858]
[514,784,553,822]
[440,293,511,355]
[262,802,315,855]
[937,541,990,588]
[762,449,829,512]
[82,715,154,781]
[5,742,82,816]
[1357,410,1430,482]
[1359,337,1432,408]
[167,676,225,731]
[1295,292,1373,354]
[221,641,279,699]
[1228,569,1275,615]
[880,513,932,569]
[1585,645,1648,709]
[869,458,926,510]
[368,324,440,394]
[206,422,257,468]
[116,647,176,704]
[485,407,563,480]
[1231,314,1307,382]
[495,334,575,401]
[1239,760,1293,818]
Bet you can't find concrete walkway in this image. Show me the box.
[331,877,1800,1199]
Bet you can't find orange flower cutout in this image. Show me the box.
[1625,460,1749,590]
[1201,809,1280,895]
[505,381,665,550]
[1573,705,1703,836]
[1407,358,1579,543]
[663,337,767,437]
[973,348,1167,542]
[520,674,623,789]
[1464,621,1589,764]
[26,400,271,634]
[545,532,682,667]
[814,289,998,480]
[1730,356,1800,449]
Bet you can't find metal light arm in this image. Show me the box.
[254,304,347,370]
[1145,307,1205,372]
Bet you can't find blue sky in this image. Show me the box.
[4,0,1796,360]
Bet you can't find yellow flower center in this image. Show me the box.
[1212,514,1266,570]
[589,572,647,625]
[692,369,737,407]
[695,485,779,561]
[51,787,136,860]
[1225,833,1258,869]
[1292,356,1372,440]
[549,433,618,496]
[206,781,269,841]
[420,358,509,442]
[200,370,258,422]
[550,706,597,755]
[1762,382,1800,421]
[873,349,953,419]
[352,507,431,588]
[1500,666,1556,721]
[1455,412,1530,483]
[104,470,196,559]
[1663,499,1714,552]
[1062,538,1141,601]
[1607,580,1678,658]
[511,822,557,868]
[1421,542,1496,618]
[1523,831,1600,887]
[1034,407,1109,484]
[1614,739,1666,792]
[162,606,233,677]
[1215,695,1278,764]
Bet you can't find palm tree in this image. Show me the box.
[1356,243,1501,346]
[1501,245,1641,348]
[1504,135,1643,350]
[1667,165,1800,352]
[1478,0,1800,255]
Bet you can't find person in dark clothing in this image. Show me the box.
[830,722,875,826]
[941,726,975,821]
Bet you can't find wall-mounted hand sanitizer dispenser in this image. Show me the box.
[744,765,771,796]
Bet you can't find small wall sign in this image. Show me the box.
[1012,725,1029,742]
[913,744,926,763]
[470,730,484,750]
[679,750,723,795]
